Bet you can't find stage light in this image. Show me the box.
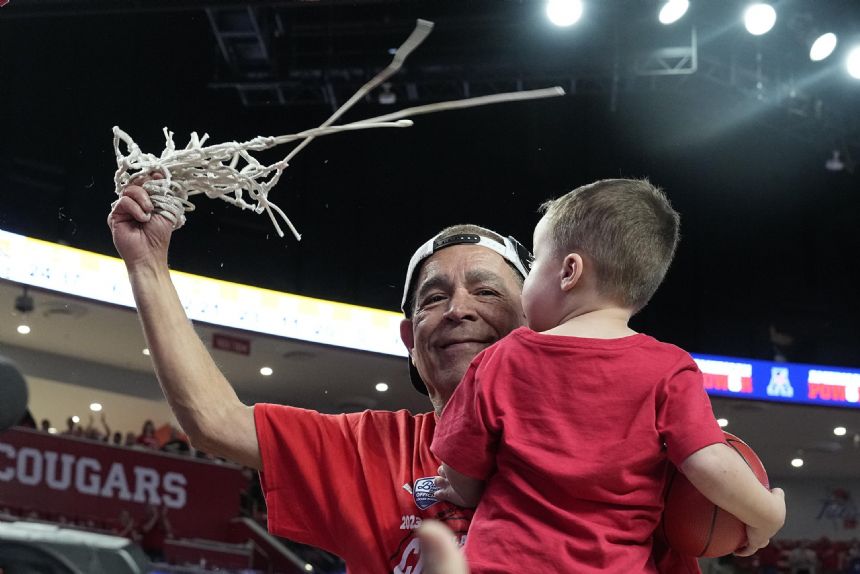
[375,382,389,392]
[90,403,102,413]
[834,426,847,436]
[717,418,729,428]
[847,46,860,79]
[546,0,583,27]
[659,0,689,25]
[809,33,838,62]
[16,324,30,335]
[744,3,776,36]
[260,367,273,376]
[790,457,804,468]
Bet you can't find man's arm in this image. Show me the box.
[681,443,786,556]
[108,178,260,469]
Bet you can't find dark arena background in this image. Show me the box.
[0,1,859,572]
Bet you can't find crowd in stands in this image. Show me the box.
[19,410,210,458]
[701,538,860,574]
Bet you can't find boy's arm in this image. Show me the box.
[434,463,485,508]
[681,443,786,556]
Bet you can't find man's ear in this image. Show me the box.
[560,253,584,292]
[400,319,415,362]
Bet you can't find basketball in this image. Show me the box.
[659,432,770,557]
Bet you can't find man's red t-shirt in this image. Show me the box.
[254,405,473,573]
[432,327,725,573]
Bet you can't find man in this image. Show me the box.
[109,178,699,573]
[108,178,526,573]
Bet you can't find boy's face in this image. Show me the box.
[522,216,564,332]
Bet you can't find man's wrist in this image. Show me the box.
[126,256,170,281]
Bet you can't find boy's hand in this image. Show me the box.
[735,488,786,557]
[433,465,475,508]
[418,520,469,574]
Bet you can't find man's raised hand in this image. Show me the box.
[107,174,175,268]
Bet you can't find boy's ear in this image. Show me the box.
[560,253,584,292]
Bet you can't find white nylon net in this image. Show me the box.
[112,19,564,240]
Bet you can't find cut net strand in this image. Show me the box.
[112,19,564,240]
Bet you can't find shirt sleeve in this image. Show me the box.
[657,357,726,466]
[431,349,499,481]
[253,403,364,555]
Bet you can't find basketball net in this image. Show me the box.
[112,19,564,240]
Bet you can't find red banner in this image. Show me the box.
[0,428,248,540]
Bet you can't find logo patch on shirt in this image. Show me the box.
[412,477,439,510]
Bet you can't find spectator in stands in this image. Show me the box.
[84,412,111,442]
[160,427,190,455]
[757,540,782,574]
[790,542,819,574]
[39,418,51,433]
[111,431,124,445]
[114,509,140,542]
[845,541,860,574]
[136,420,160,449]
[140,505,173,562]
[61,416,82,437]
[16,409,36,429]
[816,537,841,574]
[124,431,137,446]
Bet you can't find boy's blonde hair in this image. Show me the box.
[540,178,680,312]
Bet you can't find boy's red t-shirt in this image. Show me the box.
[433,327,725,573]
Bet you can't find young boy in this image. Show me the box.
[431,179,785,573]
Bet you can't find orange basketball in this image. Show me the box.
[658,432,770,557]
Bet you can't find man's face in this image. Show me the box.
[400,245,526,410]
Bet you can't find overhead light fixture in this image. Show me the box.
[658,0,689,25]
[790,457,804,468]
[142,348,151,356]
[834,426,848,436]
[375,382,389,392]
[825,150,845,172]
[304,564,313,572]
[717,418,729,428]
[546,0,583,27]
[89,402,103,413]
[15,286,34,335]
[744,3,776,36]
[260,367,273,376]
[809,32,838,62]
[71,415,80,424]
[847,45,860,80]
